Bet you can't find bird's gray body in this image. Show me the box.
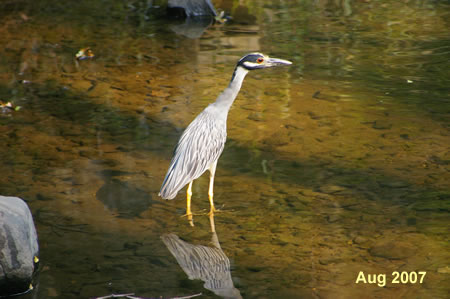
[159,106,227,199]
[159,67,247,199]
[159,53,291,202]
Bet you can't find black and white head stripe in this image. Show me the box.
[235,52,292,71]
[236,52,268,70]
[230,52,292,82]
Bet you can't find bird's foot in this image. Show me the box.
[208,204,226,216]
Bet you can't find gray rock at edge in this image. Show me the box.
[0,196,39,296]
[168,0,217,17]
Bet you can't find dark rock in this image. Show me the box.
[167,0,217,17]
[369,241,416,260]
[410,200,450,212]
[400,134,410,140]
[36,193,53,201]
[247,266,264,272]
[372,120,392,130]
[353,236,368,244]
[319,185,346,194]
[263,129,291,147]
[378,180,409,188]
[247,112,262,121]
[0,196,39,296]
[428,155,450,166]
[96,179,158,218]
[312,91,340,102]
[271,238,289,246]
[326,214,341,223]
[319,257,343,265]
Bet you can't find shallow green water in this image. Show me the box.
[0,0,449,298]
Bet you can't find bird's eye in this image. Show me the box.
[257,58,264,63]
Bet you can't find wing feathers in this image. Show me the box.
[159,110,226,199]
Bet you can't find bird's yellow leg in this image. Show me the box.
[185,181,194,226]
[208,165,217,215]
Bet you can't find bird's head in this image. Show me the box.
[236,52,292,70]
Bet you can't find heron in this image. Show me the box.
[159,53,292,224]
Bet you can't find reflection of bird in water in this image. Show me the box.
[161,214,242,299]
[159,53,292,225]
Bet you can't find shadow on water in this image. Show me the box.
[4,77,448,215]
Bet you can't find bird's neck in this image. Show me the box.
[212,66,249,112]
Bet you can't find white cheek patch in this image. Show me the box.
[243,61,261,68]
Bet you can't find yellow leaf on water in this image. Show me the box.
[76,47,95,60]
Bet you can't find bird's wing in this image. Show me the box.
[159,111,226,199]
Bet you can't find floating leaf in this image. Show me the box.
[1,101,21,112]
[214,11,231,24]
[76,47,95,60]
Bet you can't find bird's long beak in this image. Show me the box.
[267,57,293,67]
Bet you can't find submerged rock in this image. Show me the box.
[0,196,39,296]
[96,179,158,218]
[319,185,347,194]
[372,120,392,130]
[353,236,369,245]
[369,241,416,260]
